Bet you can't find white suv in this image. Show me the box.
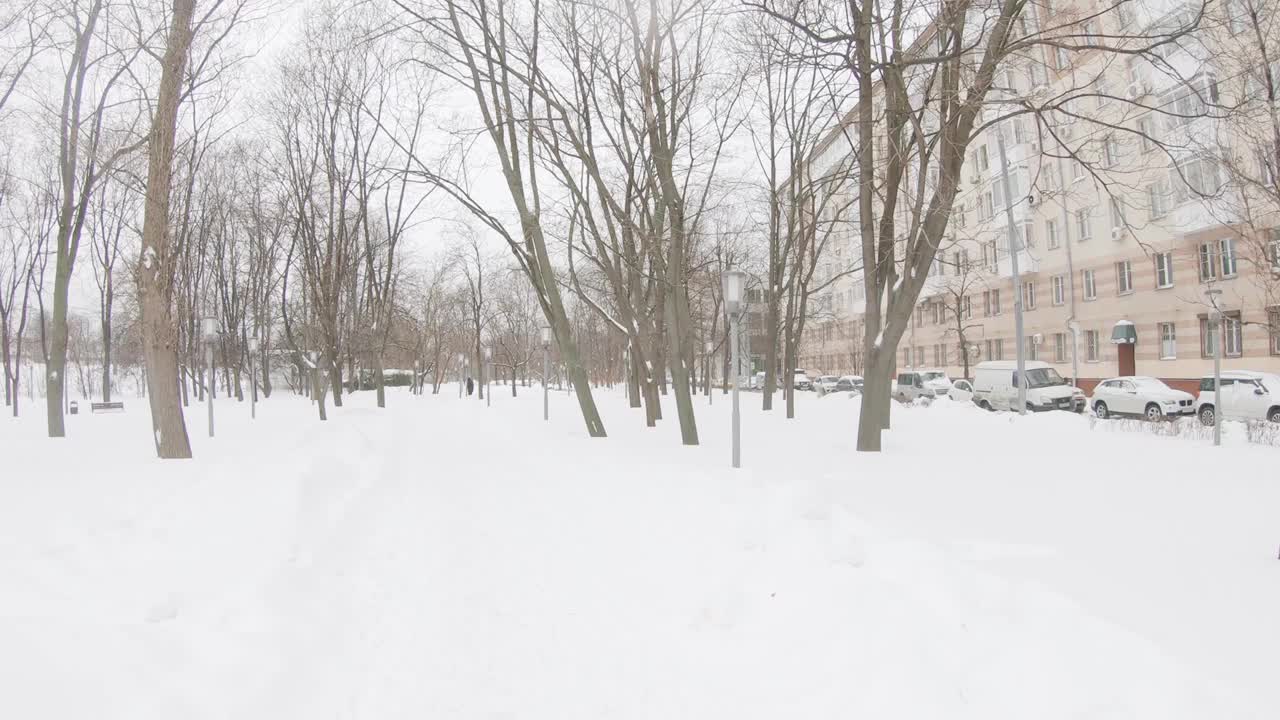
[1090,376,1195,421]
[1195,371,1280,426]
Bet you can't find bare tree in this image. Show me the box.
[138,0,199,458]
[89,170,138,402]
[391,0,609,437]
[44,0,148,437]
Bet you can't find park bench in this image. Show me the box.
[90,401,124,413]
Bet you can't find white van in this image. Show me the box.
[971,360,1086,413]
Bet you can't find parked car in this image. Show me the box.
[815,375,840,394]
[971,360,1086,412]
[948,379,974,403]
[792,369,814,391]
[1090,376,1195,421]
[836,375,864,393]
[915,369,954,396]
[893,370,937,403]
[1195,371,1280,426]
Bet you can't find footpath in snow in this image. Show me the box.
[1,386,1277,719]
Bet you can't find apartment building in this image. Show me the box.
[798,1,1280,392]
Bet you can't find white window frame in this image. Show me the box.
[1220,237,1238,277]
[1083,269,1097,300]
[1076,208,1092,241]
[1047,218,1060,249]
[1155,252,1174,289]
[1159,322,1177,359]
[1116,260,1134,294]
[1198,243,1218,282]
[1052,274,1066,305]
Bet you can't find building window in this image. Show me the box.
[1159,322,1177,359]
[916,305,925,327]
[915,346,925,366]
[1072,159,1086,181]
[1221,237,1238,277]
[1155,252,1174,289]
[1102,135,1119,167]
[903,347,912,367]
[1137,116,1156,152]
[1269,229,1280,270]
[1026,336,1039,361]
[974,144,989,172]
[1047,219,1060,249]
[1201,311,1244,357]
[1172,156,1223,203]
[1054,332,1067,362]
[987,239,999,272]
[1116,260,1133,294]
[1110,198,1125,237]
[1082,269,1097,300]
[1161,74,1220,133]
[1023,280,1037,310]
[1148,181,1169,219]
[1076,208,1092,241]
[1270,308,1280,355]
[962,295,972,319]
[985,338,1004,360]
[983,288,1002,316]
[1199,242,1217,281]
[932,301,943,325]
[1051,274,1066,305]
[1085,330,1100,362]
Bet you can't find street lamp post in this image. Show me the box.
[995,121,1027,415]
[723,269,747,468]
[202,317,218,437]
[248,336,259,420]
[484,347,492,408]
[1206,288,1223,446]
[541,325,551,421]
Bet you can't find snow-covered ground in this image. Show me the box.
[2,386,1278,718]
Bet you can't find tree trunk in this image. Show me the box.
[313,365,327,421]
[261,346,272,397]
[375,354,385,408]
[46,263,70,437]
[328,349,344,407]
[137,0,197,458]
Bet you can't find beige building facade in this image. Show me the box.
[799,1,1280,393]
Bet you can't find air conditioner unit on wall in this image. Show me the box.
[1111,226,1123,240]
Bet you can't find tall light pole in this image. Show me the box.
[723,269,746,468]
[541,325,551,421]
[202,317,218,437]
[995,122,1027,414]
[1206,288,1223,446]
[1055,154,1080,387]
[484,346,491,408]
[248,336,259,420]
